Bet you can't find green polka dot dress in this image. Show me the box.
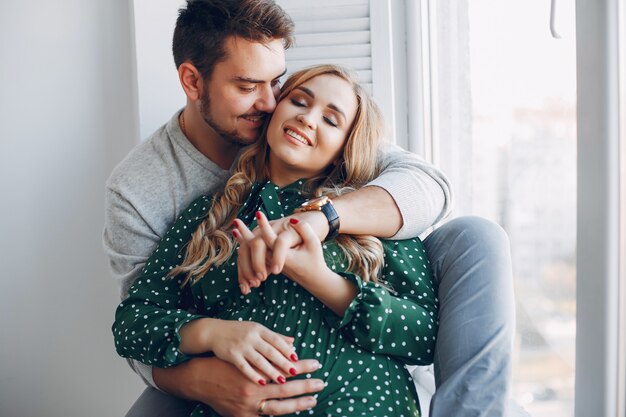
[113,180,438,417]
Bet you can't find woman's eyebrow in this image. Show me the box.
[295,86,346,120]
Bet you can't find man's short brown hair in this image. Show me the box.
[173,0,294,80]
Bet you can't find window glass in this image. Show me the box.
[436,2,577,415]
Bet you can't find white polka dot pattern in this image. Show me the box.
[112,181,438,417]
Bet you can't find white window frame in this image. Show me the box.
[414,0,626,415]
[406,0,626,417]
[575,0,626,415]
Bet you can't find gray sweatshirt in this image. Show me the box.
[103,111,451,386]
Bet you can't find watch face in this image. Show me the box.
[297,196,330,212]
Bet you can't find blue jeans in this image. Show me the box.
[424,217,515,417]
[126,216,516,417]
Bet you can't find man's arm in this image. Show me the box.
[237,145,451,284]
[104,185,162,385]
[153,358,323,417]
[294,145,450,241]
[341,142,452,239]
[332,185,402,238]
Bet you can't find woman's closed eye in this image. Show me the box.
[290,98,306,107]
[323,115,338,127]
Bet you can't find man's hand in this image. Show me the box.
[153,356,323,417]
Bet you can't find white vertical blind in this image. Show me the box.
[277,0,397,139]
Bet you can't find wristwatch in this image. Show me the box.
[294,196,340,241]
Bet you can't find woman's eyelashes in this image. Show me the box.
[289,98,339,128]
[323,116,338,127]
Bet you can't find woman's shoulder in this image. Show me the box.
[167,194,214,235]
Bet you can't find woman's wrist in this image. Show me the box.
[179,317,217,354]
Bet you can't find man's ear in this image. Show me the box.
[178,62,203,101]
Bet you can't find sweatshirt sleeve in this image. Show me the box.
[103,186,161,300]
[324,238,439,366]
[112,196,212,369]
[367,142,453,239]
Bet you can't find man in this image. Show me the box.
[104,1,515,416]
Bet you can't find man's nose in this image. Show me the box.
[255,84,277,113]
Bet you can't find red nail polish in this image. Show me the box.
[289,367,297,376]
[289,218,299,225]
[258,379,266,386]
[290,353,298,361]
[256,211,262,220]
[232,220,238,227]
[277,376,286,384]
[232,229,239,238]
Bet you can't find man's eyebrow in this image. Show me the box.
[296,86,347,120]
[234,69,287,84]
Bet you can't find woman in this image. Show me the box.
[112,65,438,417]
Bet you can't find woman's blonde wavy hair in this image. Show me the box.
[171,64,387,286]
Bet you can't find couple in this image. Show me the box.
[103,0,515,416]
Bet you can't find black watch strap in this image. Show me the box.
[320,202,340,241]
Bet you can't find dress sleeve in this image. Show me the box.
[325,238,439,366]
[368,142,452,239]
[112,195,212,368]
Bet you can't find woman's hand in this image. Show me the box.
[232,211,329,294]
[233,213,329,288]
[179,318,299,385]
[233,213,356,315]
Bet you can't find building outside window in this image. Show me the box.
[433,1,577,415]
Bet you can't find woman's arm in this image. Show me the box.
[112,194,221,368]
[259,217,439,366]
[332,238,439,365]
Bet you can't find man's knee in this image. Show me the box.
[126,387,195,417]
[438,216,510,257]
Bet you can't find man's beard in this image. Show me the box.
[200,92,262,146]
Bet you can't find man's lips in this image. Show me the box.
[240,114,265,126]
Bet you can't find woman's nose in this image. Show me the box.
[296,113,315,129]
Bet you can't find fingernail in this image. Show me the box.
[232,220,238,227]
[257,272,265,281]
[256,211,262,220]
[313,380,324,390]
[289,218,299,224]
[289,367,297,376]
[290,353,298,361]
[232,229,239,238]
[277,376,286,384]
[258,379,266,386]
[307,397,318,407]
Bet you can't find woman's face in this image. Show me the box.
[266,74,358,186]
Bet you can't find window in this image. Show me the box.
[430,1,577,415]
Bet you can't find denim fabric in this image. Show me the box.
[125,387,195,417]
[424,216,516,417]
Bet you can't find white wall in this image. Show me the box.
[0,2,145,416]
[133,0,186,139]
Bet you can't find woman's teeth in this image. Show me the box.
[286,129,308,145]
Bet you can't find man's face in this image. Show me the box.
[200,36,286,146]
